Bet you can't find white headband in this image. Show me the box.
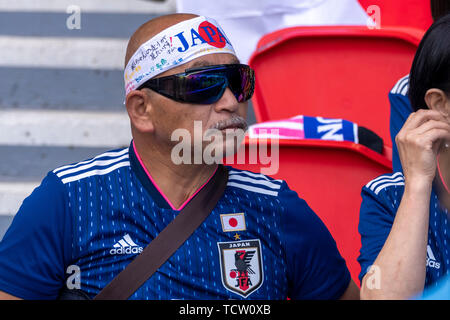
[124,16,237,96]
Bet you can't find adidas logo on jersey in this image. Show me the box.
[109,234,143,255]
[426,245,440,270]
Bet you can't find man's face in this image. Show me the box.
[145,53,249,162]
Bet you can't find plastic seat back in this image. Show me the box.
[249,26,423,147]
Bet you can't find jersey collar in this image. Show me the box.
[129,140,219,211]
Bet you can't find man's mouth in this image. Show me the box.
[210,117,248,132]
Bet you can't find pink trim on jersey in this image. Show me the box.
[132,140,218,211]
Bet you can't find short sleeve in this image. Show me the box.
[389,86,412,173]
[0,172,72,299]
[279,182,351,300]
[357,186,396,285]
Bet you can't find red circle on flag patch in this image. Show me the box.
[198,21,226,48]
[228,218,238,227]
[229,271,237,279]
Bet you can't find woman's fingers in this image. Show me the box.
[396,110,449,145]
[400,109,447,132]
[396,109,450,184]
[412,119,450,138]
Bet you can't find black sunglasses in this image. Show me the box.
[137,64,255,104]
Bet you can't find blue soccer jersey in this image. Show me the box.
[358,172,450,289]
[0,140,350,300]
[389,74,412,173]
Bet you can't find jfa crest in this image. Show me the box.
[217,239,264,298]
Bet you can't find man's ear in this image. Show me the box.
[425,88,450,118]
[125,89,155,133]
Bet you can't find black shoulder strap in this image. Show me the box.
[94,165,228,300]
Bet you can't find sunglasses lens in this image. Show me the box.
[181,74,227,104]
[143,64,255,104]
[227,65,255,103]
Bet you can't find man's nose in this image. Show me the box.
[213,87,240,113]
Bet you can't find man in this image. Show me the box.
[0,14,358,300]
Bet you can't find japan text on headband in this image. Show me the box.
[124,16,237,96]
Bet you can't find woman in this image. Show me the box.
[389,0,450,173]
[358,13,450,299]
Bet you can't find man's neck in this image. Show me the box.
[133,138,218,210]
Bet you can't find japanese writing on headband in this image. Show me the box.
[124,16,237,96]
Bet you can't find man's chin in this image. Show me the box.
[198,138,242,163]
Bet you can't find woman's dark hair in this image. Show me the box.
[431,0,450,21]
[409,13,450,111]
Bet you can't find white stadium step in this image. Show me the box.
[0,110,131,147]
[0,36,127,70]
[0,109,131,219]
[0,182,38,216]
[0,0,176,14]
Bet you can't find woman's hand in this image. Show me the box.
[362,109,450,300]
[395,109,450,188]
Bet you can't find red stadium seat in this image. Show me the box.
[248,26,423,147]
[358,0,433,31]
[224,137,392,284]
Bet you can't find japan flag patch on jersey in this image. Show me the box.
[220,213,246,232]
[217,239,264,298]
